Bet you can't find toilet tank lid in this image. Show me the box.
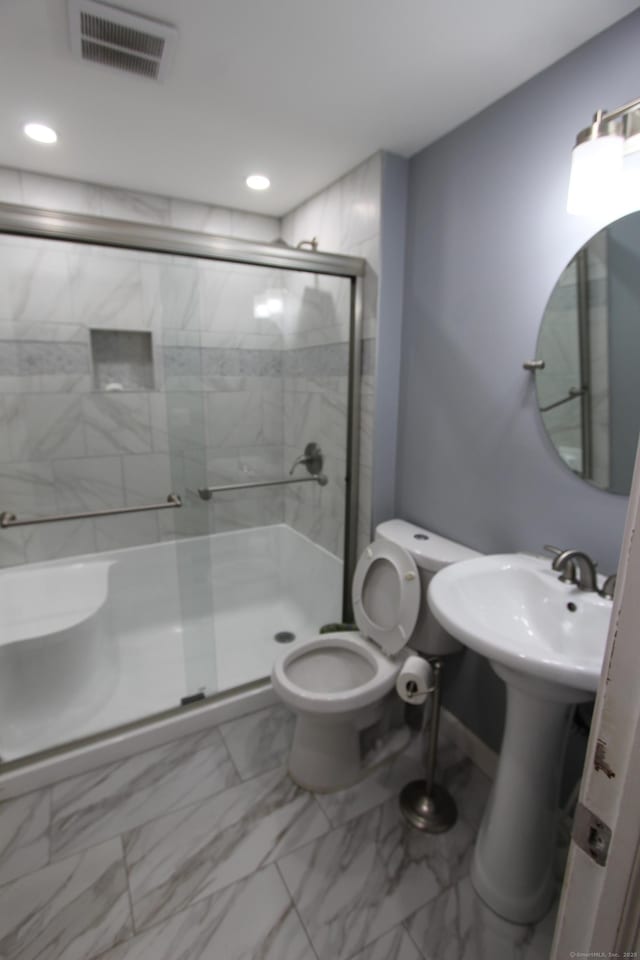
[375,519,480,571]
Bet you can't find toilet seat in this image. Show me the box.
[352,539,421,655]
[271,632,399,714]
[272,539,422,715]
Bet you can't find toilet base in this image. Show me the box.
[288,713,363,792]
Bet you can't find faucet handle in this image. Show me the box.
[288,442,324,477]
[543,544,563,557]
[599,574,616,600]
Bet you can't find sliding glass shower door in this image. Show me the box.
[0,210,361,763]
[168,256,353,699]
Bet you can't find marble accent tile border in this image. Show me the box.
[0,340,89,376]
[161,344,201,377]
[201,346,283,377]
[0,341,18,375]
[284,342,349,377]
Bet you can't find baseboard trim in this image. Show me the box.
[440,706,498,780]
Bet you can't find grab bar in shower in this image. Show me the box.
[198,474,328,501]
[539,386,586,414]
[0,494,182,528]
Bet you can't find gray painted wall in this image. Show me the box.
[372,153,409,526]
[396,9,640,750]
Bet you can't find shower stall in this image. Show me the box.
[0,203,365,768]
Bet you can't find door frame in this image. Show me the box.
[552,440,640,955]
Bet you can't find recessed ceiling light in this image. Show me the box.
[246,174,270,191]
[24,123,58,144]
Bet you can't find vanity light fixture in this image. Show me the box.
[568,96,640,215]
[246,174,270,191]
[23,122,58,144]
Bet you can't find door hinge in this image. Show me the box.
[572,801,612,866]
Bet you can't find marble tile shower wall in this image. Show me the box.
[281,154,381,558]
[0,167,282,565]
[0,159,381,565]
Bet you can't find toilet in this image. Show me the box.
[271,519,479,792]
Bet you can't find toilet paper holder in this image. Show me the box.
[399,658,458,834]
[403,678,436,699]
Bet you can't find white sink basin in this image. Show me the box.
[428,552,614,925]
[428,553,611,697]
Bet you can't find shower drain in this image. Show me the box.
[274,631,296,643]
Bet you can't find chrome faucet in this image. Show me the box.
[548,547,598,592]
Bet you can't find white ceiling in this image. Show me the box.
[0,0,637,216]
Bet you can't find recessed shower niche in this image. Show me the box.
[90,328,155,392]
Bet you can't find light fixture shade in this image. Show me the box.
[567,134,624,215]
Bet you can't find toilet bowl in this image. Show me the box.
[272,632,400,791]
[272,520,480,793]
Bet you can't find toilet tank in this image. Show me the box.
[375,519,480,657]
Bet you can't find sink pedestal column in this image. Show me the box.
[471,662,579,925]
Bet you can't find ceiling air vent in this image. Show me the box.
[68,0,177,81]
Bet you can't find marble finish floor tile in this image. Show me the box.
[349,926,423,960]
[278,796,474,960]
[405,876,557,960]
[314,728,490,835]
[95,865,315,960]
[50,728,238,860]
[219,703,296,780]
[315,735,423,827]
[124,766,331,931]
[0,837,131,960]
[0,788,50,884]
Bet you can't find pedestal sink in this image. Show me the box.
[428,553,612,924]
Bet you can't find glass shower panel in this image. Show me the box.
[0,223,356,764]
[0,233,213,759]
[183,261,351,695]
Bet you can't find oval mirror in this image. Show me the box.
[535,211,640,495]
